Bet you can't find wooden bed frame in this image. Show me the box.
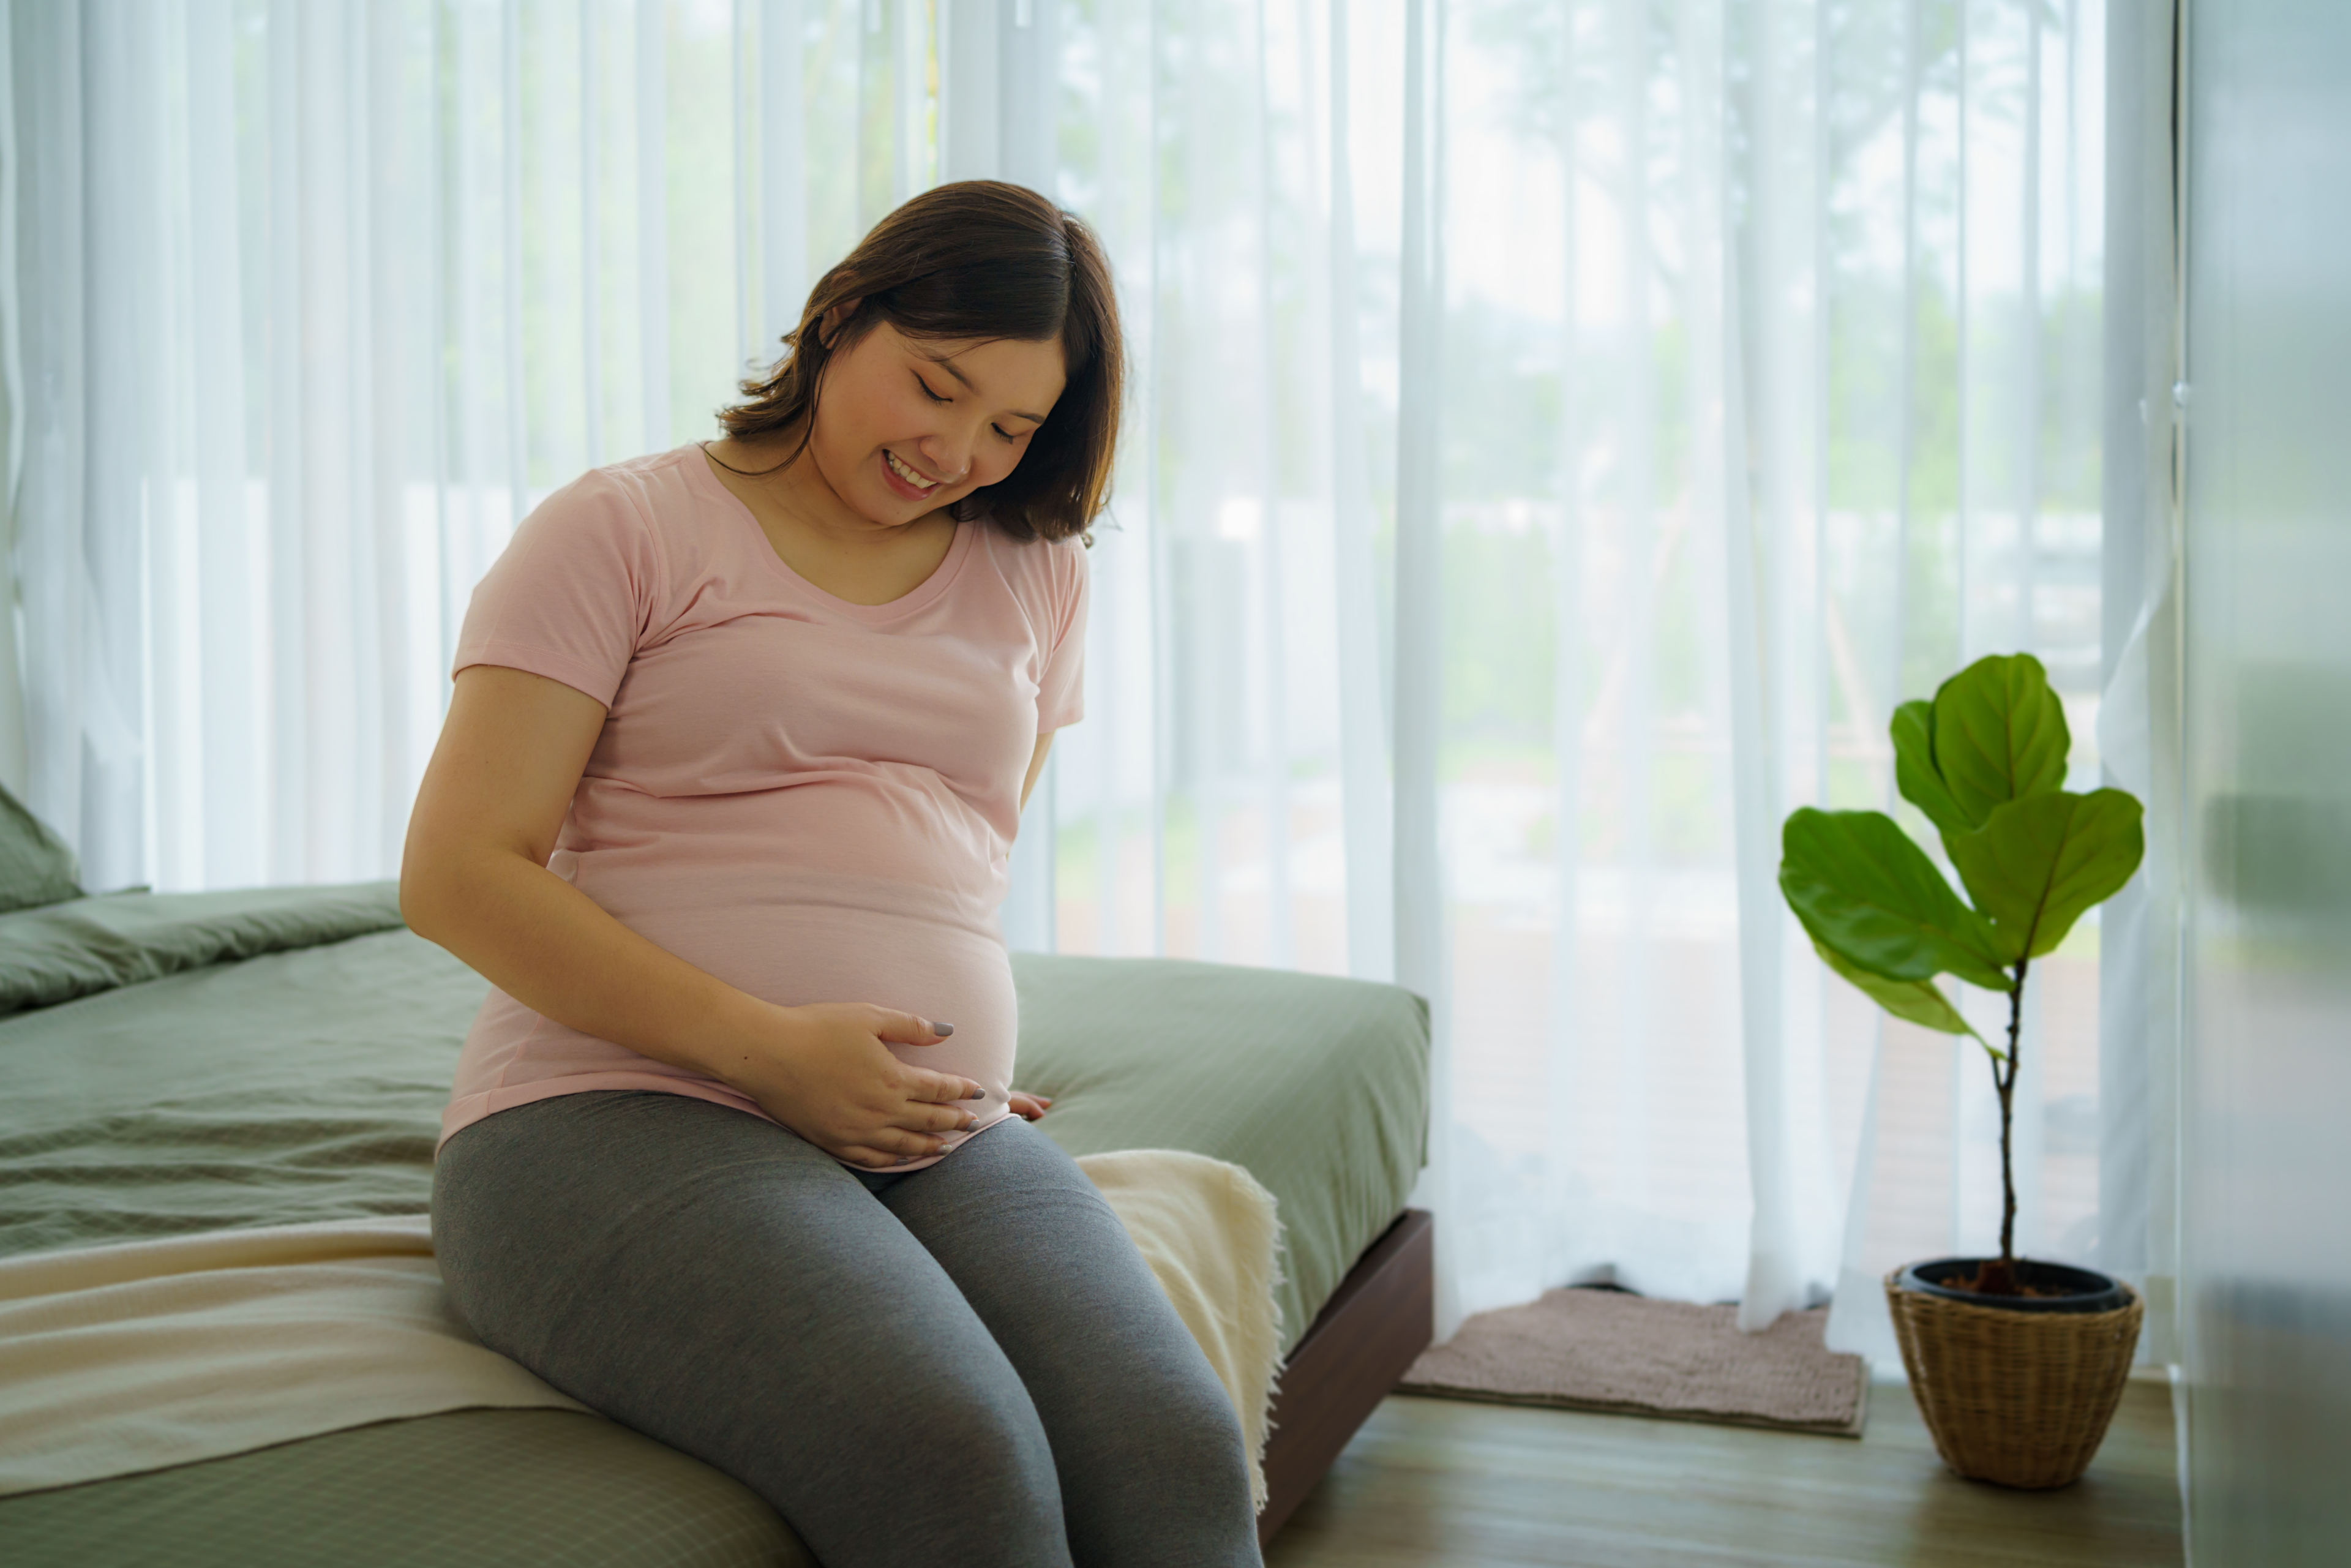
[1255,1208,1434,1545]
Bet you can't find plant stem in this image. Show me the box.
[1998,959,2030,1271]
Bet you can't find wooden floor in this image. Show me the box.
[1264,1376,2181,1568]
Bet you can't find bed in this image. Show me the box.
[0,881,1431,1564]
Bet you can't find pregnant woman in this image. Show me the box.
[406,182,1262,1568]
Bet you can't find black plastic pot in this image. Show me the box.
[1896,1257,2129,1315]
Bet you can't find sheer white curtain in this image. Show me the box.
[5,0,928,891]
[1034,0,2116,1349]
[4,0,2120,1349]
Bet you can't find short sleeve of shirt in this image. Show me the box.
[452,473,664,707]
[1035,538,1090,733]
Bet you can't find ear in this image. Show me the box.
[819,298,863,348]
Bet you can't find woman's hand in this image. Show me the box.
[1007,1090,1052,1121]
[712,1002,985,1169]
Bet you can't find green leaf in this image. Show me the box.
[1779,808,2012,991]
[1891,699,1973,836]
[1931,654,2071,828]
[1946,789,2147,959]
[1810,936,1984,1040]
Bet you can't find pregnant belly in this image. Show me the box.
[628,895,1019,1107]
[464,862,1020,1169]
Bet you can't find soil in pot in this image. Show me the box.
[1898,1256,2132,1315]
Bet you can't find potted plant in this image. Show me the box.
[1779,652,2145,1489]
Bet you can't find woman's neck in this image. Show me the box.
[701,434,957,606]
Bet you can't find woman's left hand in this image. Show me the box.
[1008,1090,1052,1121]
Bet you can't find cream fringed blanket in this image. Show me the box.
[0,1217,583,1497]
[1074,1149,1285,1509]
[0,1150,1285,1508]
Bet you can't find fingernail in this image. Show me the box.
[933,1021,954,1037]
[967,1086,986,1100]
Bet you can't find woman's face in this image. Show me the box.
[807,315,1068,528]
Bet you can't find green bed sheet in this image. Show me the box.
[0,885,1428,1566]
[0,1410,801,1568]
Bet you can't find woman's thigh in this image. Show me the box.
[430,1091,1072,1568]
[879,1119,1264,1568]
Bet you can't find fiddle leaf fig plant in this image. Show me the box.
[1780,653,2144,1293]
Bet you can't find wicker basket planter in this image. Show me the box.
[1884,1261,2143,1490]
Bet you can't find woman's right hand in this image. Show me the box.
[714,1003,983,1170]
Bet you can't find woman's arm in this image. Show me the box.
[400,665,984,1168]
[1002,731,1059,1123]
[1021,731,1054,814]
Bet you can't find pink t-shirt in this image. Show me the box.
[437,445,1088,1166]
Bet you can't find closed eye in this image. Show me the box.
[915,373,951,404]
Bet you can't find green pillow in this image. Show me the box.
[0,782,80,914]
[0,882,407,1014]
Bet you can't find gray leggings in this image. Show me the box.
[430,1091,1262,1568]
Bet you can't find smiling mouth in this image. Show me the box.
[885,450,943,493]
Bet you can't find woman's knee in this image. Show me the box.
[1138,1364,1252,1485]
[1058,1367,1259,1567]
[908,1360,1065,1498]
[776,1358,1068,1566]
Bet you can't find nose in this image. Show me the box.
[917,428,975,484]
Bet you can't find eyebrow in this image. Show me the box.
[926,350,1049,426]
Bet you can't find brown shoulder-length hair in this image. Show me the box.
[718,181,1123,546]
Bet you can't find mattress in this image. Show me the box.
[0,885,1428,1566]
[0,1409,795,1568]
